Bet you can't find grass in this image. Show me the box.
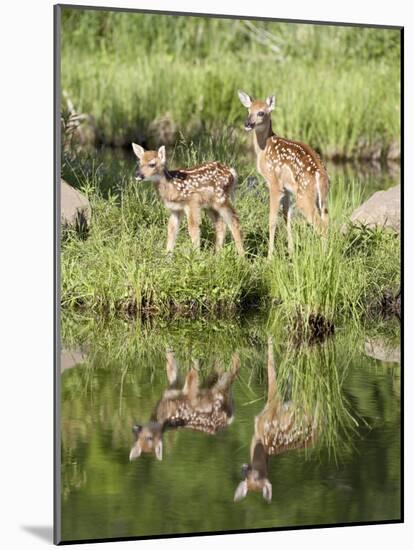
[266,223,400,330]
[60,8,401,159]
[61,142,400,330]
[60,9,400,330]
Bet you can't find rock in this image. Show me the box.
[387,139,401,161]
[366,288,401,320]
[61,347,88,372]
[61,179,91,228]
[349,185,400,232]
[148,112,177,146]
[364,338,400,364]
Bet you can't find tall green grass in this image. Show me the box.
[61,8,401,158]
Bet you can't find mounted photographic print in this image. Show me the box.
[54,3,403,545]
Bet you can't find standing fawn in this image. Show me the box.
[234,338,318,503]
[129,349,240,461]
[238,91,329,257]
[132,143,244,256]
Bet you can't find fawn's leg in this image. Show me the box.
[231,353,240,378]
[268,182,283,259]
[166,211,183,253]
[185,205,201,250]
[166,348,178,386]
[214,352,240,391]
[319,196,329,238]
[205,363,220,388]
[207,209,227,251]
[317,173,330,238]
[217,204,244,256]
[296,192,324,233]
[282,192,294,254]
[183,369,199,400]
[321,209,329,236]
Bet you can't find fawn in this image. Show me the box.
[129,349,240,461]
[132,143,244,256]
[234,338,318,503]
[238,91,329,257]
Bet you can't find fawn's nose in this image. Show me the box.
[244,118,255,131]
[241,463,250,477]
[135,168,144,181]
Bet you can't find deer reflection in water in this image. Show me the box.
[234,337,319,503]
[129,348,239,461]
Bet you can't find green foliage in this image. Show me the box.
[60,8,401,157]
[266,220,400,328]
[61,9,400,63]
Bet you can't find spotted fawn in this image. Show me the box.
[129,349,240,461]
[238,91,329,257]
[234,338,318,503]
[132,144,244,256]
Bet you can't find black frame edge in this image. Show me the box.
[54,3,62,546]
[57,2,403,30]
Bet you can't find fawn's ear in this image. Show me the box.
[132,143,145,159]
[132,424,142,438]
[238,90,253,108]
[158,145,166,164]
[155,439,163,461]
[129,442,142,461]
[262,479,272,503]
[234,480,248,502]
[265,95,276,111]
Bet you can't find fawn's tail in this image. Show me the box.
[229,168,238,202]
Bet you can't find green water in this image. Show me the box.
[60,316,400,542]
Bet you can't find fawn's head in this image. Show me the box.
[237,91,275,132]
[234,463,272,503]
[132,143,166,182]
[129,422,163,461]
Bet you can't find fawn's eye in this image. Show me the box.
[148,162,156,168]
[257,111,265,117]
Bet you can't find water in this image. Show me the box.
[60,316,400,542]
[62,144,400,201]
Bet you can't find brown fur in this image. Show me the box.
[132,144,244,255]
[238,91,329,257]
[129,351,239,461]
[234,338,318,503]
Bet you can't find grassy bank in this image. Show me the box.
[61,148,400,330]
[61,9,401,159]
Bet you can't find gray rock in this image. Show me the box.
[61,179,91,227]
[387,139,401,161]
[61,347,88,372]
[364,339,400,364]
[349,185,400,232]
